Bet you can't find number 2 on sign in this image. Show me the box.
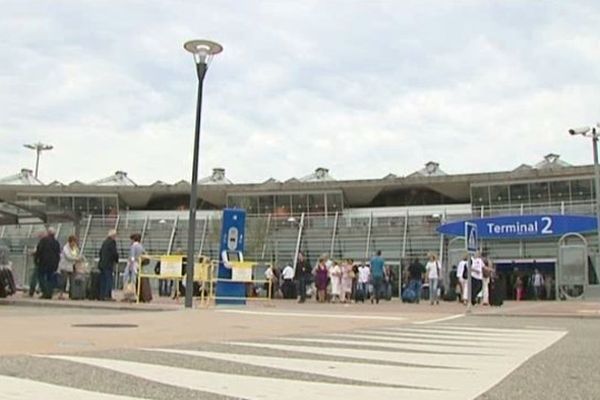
[541,217,553,234]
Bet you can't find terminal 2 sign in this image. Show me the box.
[437,214,597,239]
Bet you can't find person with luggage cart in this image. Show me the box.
[403,258,425,303]
[57,235,83,300]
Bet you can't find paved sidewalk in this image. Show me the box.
[2,292,599,318]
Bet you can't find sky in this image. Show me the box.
[1,0,600,185]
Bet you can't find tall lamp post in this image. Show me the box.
[183,39,223,309]
[23,142,53,178]
[569,125,600,282]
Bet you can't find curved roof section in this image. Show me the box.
[408,161,447,177]
[534,153,571,169]
[91,171,137,186]
[198,168,233,185]
[300,167,335,182]
[0,169,44,185]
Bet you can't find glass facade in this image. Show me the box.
[472,178,594,209]
[16,194,119,216]
[227,191,344,215]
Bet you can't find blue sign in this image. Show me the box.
[438,214,597,239]
[465,222,478,252]
[215,208,246,305]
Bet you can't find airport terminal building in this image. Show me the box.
[0,153,597,299]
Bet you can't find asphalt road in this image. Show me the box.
[1,307,597,399]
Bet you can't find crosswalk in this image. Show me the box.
[4,323,566,400]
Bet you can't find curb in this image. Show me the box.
[0,298,183,312]
[469,311,600,319]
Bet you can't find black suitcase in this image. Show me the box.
[489,279,504,307]
[0,268,16,297]
[87,269,102,300]
[70,274,87,300]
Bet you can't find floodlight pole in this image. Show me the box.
[23,142,53,178]
[591,131,600,272]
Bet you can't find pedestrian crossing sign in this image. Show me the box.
[465,222,478,253]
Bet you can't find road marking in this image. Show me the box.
[413,314,465,325]
[0,374,146,400]
[217,309,406,321]
[143,347,486,391]
[325,333,522,348]
[274,337,507,355]
[356,329,537,343]
[44,355,430,400]
[34,324,567,400]
[383,327,552,338]
[227,341,509,369]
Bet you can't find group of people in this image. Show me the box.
[28,227,144,302]
[265,250,396,304]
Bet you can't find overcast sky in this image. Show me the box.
[1,1,600,184]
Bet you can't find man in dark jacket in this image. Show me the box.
[35,227,61,299]
[98,229,119,301]
[295,252,311,303]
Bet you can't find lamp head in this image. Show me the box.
[568,127,591,136]
[184,40,223,65]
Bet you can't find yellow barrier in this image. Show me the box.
[199,260,273,307]
[134,254,213,304]
[132,255,273,306]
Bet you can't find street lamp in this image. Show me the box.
[183,39,223,309]
[23,142,53,178]
[568,124,600,282]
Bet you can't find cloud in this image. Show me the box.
[1,0,599,185]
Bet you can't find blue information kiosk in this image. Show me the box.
[215,208,247,305]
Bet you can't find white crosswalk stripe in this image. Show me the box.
[0,374,149,400]
[4,323,566,400]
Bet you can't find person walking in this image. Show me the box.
[98,229,119,301]
[481,257,494,306]
[531,268,544,300]
[357,263,370,303]
[28,230,46,297]
[314,258,328,303]
[425,253,441,305]
[456,253,469,305]
[329,261,342,303]
[34,227,61,299]
[341,259,354,303]
[470,252,484,305]
[281,262,295,299]
[123,233,144,301]
[369,250,385,304]
[295,252,311,303]
[407,257,425,303]
[57,235,82,300]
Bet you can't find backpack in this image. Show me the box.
[462,263,468,280]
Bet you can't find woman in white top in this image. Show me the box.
[425,253,441,305]
[329,261,342,303]
[58,235,81,300]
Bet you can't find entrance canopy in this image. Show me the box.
[438,214,596,239]
[0,199,78,226]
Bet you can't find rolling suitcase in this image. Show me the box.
[70,274,87,300]
[489,279,504,307]
[0,268,16,297]
[137,277,153,303]
[87,269,102,300]
[402,287,417,303]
